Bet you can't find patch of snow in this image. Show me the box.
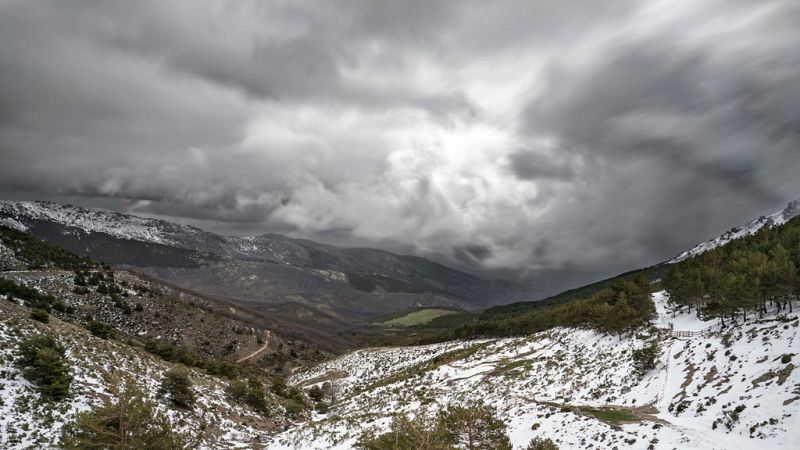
[652,290,715,332]
[0,216,28,231]
[0,200,177,245]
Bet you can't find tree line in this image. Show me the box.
[0,224,98,270]
[662,216,800,326]
[448,275,654,340]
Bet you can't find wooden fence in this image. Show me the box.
[667,325,716,338]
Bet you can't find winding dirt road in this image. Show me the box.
[236,331,271,363]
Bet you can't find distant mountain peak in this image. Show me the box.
[668,199,800,263]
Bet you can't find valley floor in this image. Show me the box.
[268,291,800,449]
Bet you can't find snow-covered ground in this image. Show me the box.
[652,290,714,332]
[0,302,276,449]
[268,291,800,449]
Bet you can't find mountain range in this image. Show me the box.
[0,200,535,350]
[2,198,798,350]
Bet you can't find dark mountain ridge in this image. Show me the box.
[0,200,537,349]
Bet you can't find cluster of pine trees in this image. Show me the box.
[662,217,800,326]
[0,224,97,270]
[1,277,66,312]
[450,275,653,339]
[143,338,239,378]
[15,333,197,447]
[356,401,559,450]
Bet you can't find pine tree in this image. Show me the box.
[16,334,72,401]
[87,320,115,339]
[632,273,650,291]
[61,373,195,450]
[225,377,271,416]
[663,266,691,313]
[356,411,451,450]
[158,368,196,409]
[30,307,50,323]
[764,245,796,312]
[307,385,324,402]
[525,437,559,450]
[440,402,512,450]
[730,251,768,318]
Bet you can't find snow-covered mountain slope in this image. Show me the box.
[0,200,194,245]
[0,301,278,449]
[0,240,24,270]
[270,291,800,450]
[669,199,800,263]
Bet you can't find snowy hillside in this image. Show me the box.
[0,239,24,270]
[0,301,277,449]
[0,200,198,245]
[669,200,800,263]
[0,201,340,263]
[270,291,800,449]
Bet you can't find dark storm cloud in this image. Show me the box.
[513,2,800,278]
[1,0,799,289]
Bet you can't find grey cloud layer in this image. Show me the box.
[1,0,798,287]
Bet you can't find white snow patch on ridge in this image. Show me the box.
[0,200,176,245]
[669,199,800,263]
[0,216,28,231]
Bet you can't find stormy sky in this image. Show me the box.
[1,0,799,287]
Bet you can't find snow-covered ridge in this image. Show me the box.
[0,201,284,261]
[0,216,28,232]
[669,199,800,263]
[0,200,189,245]
[0,200,314,261]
